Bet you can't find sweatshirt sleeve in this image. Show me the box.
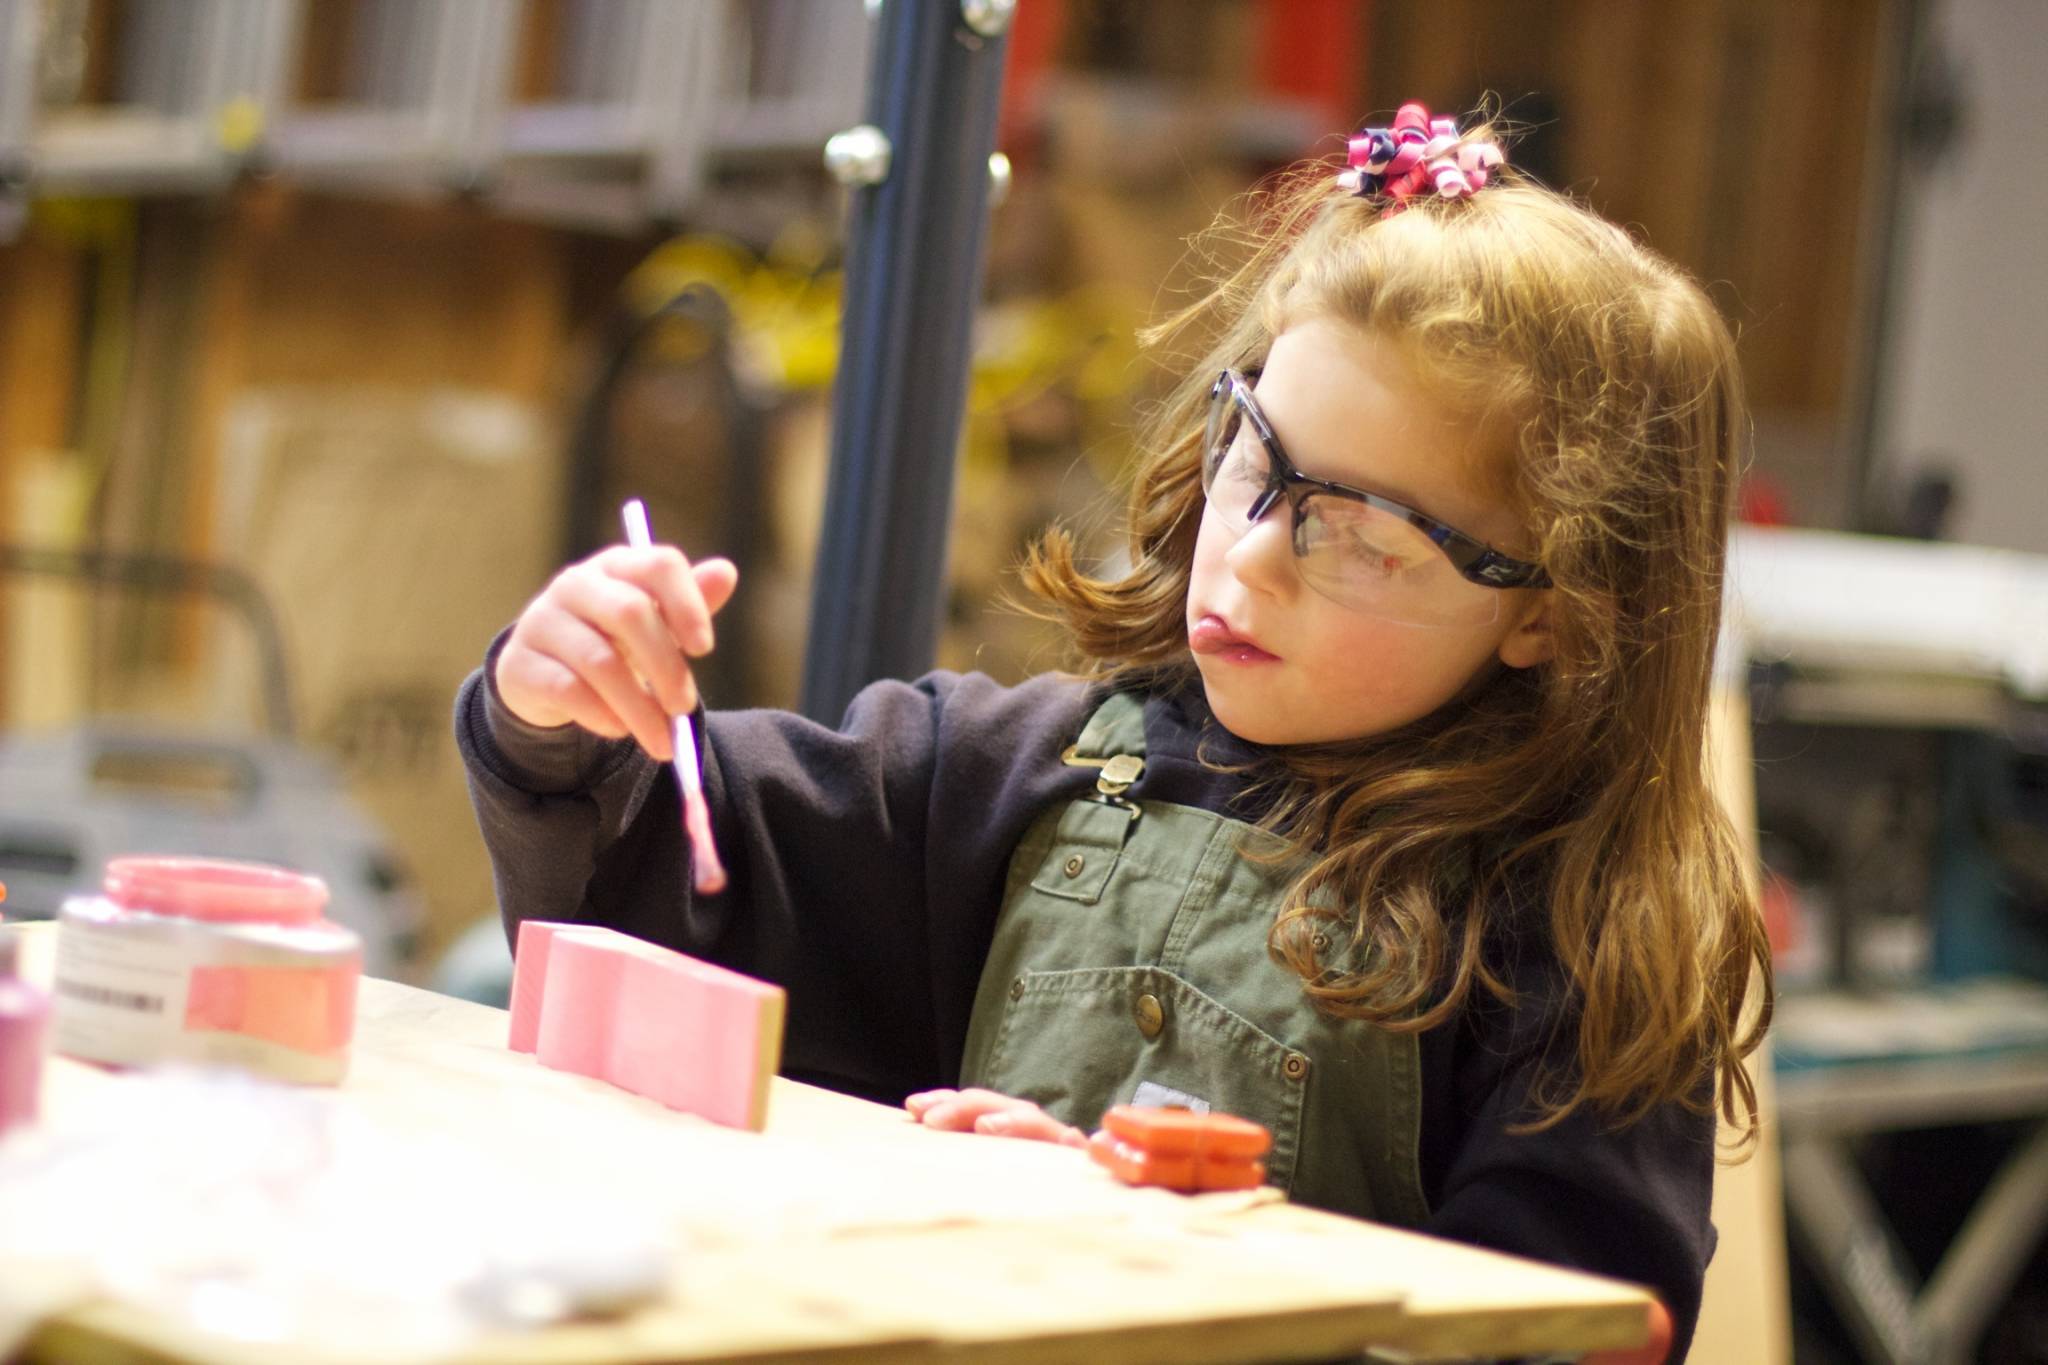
[1420,945,1720,1362]
[455,641,1095,1104]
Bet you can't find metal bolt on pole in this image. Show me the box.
[823,124,892,187]
[799,0,1012,723]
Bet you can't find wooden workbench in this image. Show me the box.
[10,924,1652,1363]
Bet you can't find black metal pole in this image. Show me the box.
[799,0,1010,724]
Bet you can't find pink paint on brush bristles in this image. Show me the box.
[683,783,725,894]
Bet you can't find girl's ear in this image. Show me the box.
[1497,592,1554,670]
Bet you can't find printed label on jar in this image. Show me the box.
[52,915,193,1066]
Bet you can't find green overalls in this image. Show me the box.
[959,692,1432,1228]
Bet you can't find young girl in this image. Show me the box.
[459,104,1770,1359]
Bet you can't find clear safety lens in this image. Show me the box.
[1295,495,1499,627]
[1200,379,1501,628]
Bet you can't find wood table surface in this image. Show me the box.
[9,923,1652,1363]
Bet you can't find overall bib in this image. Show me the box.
[960,692,1432,1228]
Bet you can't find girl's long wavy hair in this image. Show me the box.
[1022,135,1773,1142]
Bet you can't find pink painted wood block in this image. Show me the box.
[508,918,573,1054]
[535,934,631,1082]
[507,921,785,1131]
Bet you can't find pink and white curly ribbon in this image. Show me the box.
[1337,102,1504,214]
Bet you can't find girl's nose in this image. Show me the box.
[1223,499,1298,597]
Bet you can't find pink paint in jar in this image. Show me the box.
[53,856,363,1085]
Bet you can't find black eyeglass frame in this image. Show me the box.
[1204,369,1551,591]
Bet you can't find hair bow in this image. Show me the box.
[1337,102,1504,214]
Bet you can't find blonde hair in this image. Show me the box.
[1023,138,1773,1141]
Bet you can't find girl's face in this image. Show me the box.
[1186,317,1552,746]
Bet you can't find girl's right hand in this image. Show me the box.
[494,545,739,761]
[904,1088,1089,1148]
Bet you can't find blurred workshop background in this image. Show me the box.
[0,2,2043,1362]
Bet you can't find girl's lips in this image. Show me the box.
[1189,614,1279,663]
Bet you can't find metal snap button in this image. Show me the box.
[1099,753,1145,787]
[1062,854,1086,878]
[1282,1052,1310,1081]
[1133,992,1165,1040]
[1010,977,1025,1002]
[1310,931,1332,954]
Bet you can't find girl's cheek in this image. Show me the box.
[1324,621,1490,715]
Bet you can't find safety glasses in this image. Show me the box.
[1200,369,1548,627]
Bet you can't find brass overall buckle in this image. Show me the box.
[1059,747,1144,823]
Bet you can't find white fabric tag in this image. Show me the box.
[1130,1081,1210,1113]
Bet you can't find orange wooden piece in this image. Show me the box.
[1088,1107,1274,1192]
[1101,1105,1273,1160]
[1088,1129,1266,1191]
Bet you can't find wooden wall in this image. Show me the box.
[1372,0,1881,419]
[1370,0,1884,521]
[1047,0,1884,520]
[0,236,85,498]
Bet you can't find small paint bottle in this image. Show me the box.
[0,923,51,1138]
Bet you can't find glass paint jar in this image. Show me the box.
[53,857,362,1085]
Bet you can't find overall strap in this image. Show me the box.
[1061,690,1149,817]
[1069,690,1148,761]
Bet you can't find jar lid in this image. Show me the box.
[103,857,330,925]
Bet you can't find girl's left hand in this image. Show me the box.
[904,1088,1088,1148]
